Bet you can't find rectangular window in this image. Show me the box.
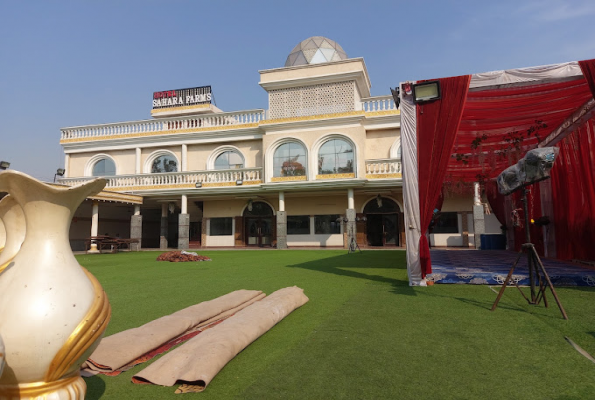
[314,214,341,234]
[210,217,233,236]
[287,216,310,235]
[432,212,459,234]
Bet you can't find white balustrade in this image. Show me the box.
[60,110,266,141]
[365,159,402,177]
[361,96,397,113]
[57,168,263,190]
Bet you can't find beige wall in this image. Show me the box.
[442,195,474,212]
[68,149,136,177]
[365,129,399,160]
[141,146,181,173]
[263,125,367,181]
[187,140,262,171]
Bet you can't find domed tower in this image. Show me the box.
[285,36,348,67]
[259,36,370,120]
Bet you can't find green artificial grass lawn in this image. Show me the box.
[77,250,595,400]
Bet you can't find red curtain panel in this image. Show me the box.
[417,75,471,277]
[550,118,595,261]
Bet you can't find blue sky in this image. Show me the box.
[1,0,594,181]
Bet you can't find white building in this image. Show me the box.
[58,37,497,250]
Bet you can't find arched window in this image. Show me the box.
[151,155,178,173]
[318,138,354,175]
[214,150,244,170]
[273,142,307,177]
[397,145,402,159]
[92,158,116,177]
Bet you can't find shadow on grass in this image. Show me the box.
[286,250,417,296]
[83,375,106,400]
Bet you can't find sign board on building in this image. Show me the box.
[152,86,212,109]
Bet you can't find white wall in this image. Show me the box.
[287,234,344,247]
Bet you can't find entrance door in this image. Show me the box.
[246,217,273,247]
[243,201,275,247]
[366,214,399,246]
[383,214,398,245]
[363,197,401,247]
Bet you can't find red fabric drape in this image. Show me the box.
[550,118,595,261]
[446,79,593,181]
[579,59,595,99]
[485,181,506,228]
[417,75,471,277]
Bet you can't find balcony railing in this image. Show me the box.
[361,96,398,113]
[60,96,398,143]
[58,168,263,191]
[365,158,402,178]
[60,109,266,142]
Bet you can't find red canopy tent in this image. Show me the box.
[400,59,595,286]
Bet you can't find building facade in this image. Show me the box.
[58,37,495,250]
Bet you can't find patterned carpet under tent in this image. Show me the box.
[428,250,595,287]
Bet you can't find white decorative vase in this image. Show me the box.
[0,196,26,274]
[0,171,111,400]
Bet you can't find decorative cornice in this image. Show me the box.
[151,104,210,114]
[270,176,307,182]
[316,173,356,180]
[366,173,402,179]
[261,111,365,125]
[60,123,259,144]
[365,110,400,117]
[105,181,262,191]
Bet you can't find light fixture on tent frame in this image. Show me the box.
[0,161,10,170]
[491,147,567,320]
[412,81,441,104]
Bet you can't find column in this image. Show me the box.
[181,144,188,172]
[276,192,287,249]
[160,203,168,249]
[64,154,70,178]
[130,205,142,251]
[88,201,100,253]
[472,182,485,249]
[178,195,189,250]
[135,148,141,174]
[345,189,356,249]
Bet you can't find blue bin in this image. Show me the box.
[480,234,506,250]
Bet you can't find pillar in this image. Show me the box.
[472,183,485,249]
[160,203,168,249]
[345,188,356,249]
[178,195,189,250]
[64,154,70,178]
[130,205,142,251]
[88,201,100,253]
[182,144,188,172]
[135,148,141,174]
[276,192,287,249]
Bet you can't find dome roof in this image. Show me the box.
[285,36,348,67]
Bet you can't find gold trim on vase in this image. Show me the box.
[0,259,12,274]
[45,268,111,382]
[0,374,85,399]
[270,176,308,182]
[316,173,356,180]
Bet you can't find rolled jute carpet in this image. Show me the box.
[132,286,309,392]
[83,289,265,374]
